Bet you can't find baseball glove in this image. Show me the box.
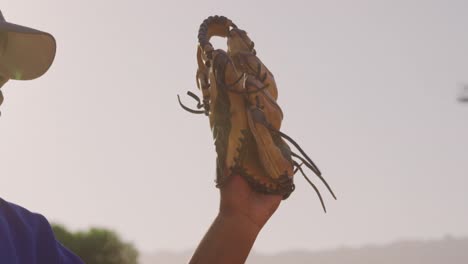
[178,16,336,211]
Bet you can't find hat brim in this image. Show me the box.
[0,21,56,80]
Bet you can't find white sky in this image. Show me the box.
[1,0,467,254]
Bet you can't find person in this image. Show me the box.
[0,10,281,264]
[0,10,85,264]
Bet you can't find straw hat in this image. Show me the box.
[0,10,56,80]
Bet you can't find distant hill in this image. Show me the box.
[140,236,468,264]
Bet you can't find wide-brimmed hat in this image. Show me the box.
[0,10,56,80]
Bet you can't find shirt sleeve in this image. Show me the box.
[0,198,84,264]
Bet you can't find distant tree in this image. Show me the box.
[52,223,139,264]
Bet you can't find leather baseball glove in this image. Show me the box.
[178,16,336,211]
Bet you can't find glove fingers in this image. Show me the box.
[232,52,279,100]
[245,76,283,130]
[246,106,294,180]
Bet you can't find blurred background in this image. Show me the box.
[1,0,467,263]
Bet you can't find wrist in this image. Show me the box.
[217,209,263,235]
[189,210,261,264]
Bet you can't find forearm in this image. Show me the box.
[189,212,261,264]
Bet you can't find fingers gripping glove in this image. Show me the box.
[178,16,336,211]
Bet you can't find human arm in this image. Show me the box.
[189,175,282,264]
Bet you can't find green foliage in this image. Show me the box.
[52,223,139,264]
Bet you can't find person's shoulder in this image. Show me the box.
[0,197,84,264]
[0,197,49,227]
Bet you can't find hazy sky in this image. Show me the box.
[1,0,467,254]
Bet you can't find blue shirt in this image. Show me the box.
[0,198,83,264]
